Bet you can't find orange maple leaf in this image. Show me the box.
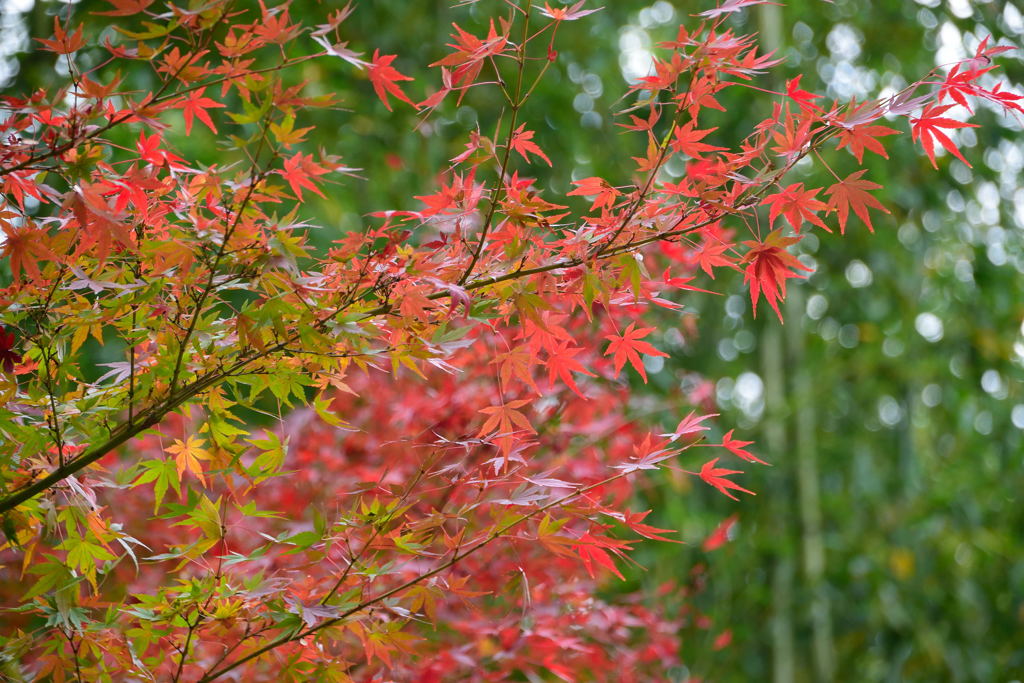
[478,399,535,437]
[835,122,899,163]
[1,220,57,282]
[509,125,551,166]
[567,176,621,212]
[824,170,889,234]
[36,17,85,55]
[166,436,211,487]
[367,50,416,112]
[670,122,726,159]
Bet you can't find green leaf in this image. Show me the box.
[134,459,180,513]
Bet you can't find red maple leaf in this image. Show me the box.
[367,50,416,111]
[702,514,738,551]
[660,268,716,294]
[281,153,329,200]
[771,116,813,160]
[698,458,755,501]
[619,509,679,542]
[430,20,508,88]
[179,88,225,134]
[696,237,735,278]
[670,122,727,159]
[509,124,551,166]
[824,170,889,234]
[136,132,186,168]
[545,343,595,399]
[604,322,668,383]
[910,103,979,168]
[785,75,822,112]
[253,4,301,45]
[762,183,830,233]
[0,327,21,372]
[937,63,986,111]
[720,429,766,465]
[572,532,630,580]
[741,230,812,320]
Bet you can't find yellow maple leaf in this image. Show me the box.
[166,436,211,486]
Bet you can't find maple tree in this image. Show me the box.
[0,0,1019,680]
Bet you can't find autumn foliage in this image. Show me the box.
[0,0,1019,680]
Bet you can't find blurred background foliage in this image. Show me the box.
[3,0,1023,680]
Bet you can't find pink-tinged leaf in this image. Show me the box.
[523,472,577,489]
[886,88,932,116]
[312,34,367,68]
[833,98,886,129]
[661,411,718,441]
[537,1,602,21]
[698,0,777,18]
[613,435,677,473]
